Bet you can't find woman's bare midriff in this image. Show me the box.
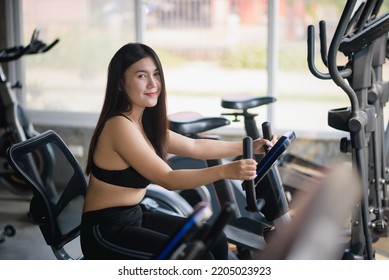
[83,175,147,213]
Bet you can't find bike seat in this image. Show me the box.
[169,111,230,135]
[221,95,276,110]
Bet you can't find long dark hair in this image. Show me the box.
[86,43,169,175]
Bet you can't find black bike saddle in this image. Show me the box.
[221,95,276,110]
[169,111,230,136]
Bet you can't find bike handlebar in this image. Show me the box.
[242,136,261,212]
[307,24,353,80]
[307,0,386,88]
[261,121,272,141]
[0,29,59,63]
[0,46,30,62]
[328,0,360,112]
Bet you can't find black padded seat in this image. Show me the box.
[169,111,230,135]
[221,95,276,110]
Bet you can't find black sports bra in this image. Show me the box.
[91,161,150,188]
[90,114,150,189]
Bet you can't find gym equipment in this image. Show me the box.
[241,130,295,219]
[220,94,327,196]
[157,202,213,259]
[250,130,296,229]
[160,201,237,260]
[307,0,389,259]
[168,112,296,259]
[0,29,60,243]
[0,29,58,199]
[220,96,293,219]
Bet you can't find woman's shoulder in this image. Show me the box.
[102,115,136,135]
[106,114,133,126]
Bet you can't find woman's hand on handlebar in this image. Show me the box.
[225,159,258,181]
[253,135,277,154]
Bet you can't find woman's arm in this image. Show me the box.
[167,130,275,160]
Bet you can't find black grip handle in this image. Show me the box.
[243,136,253,160]
[262,121,273,153]
[262,121,272,140]
[242,136,261,212]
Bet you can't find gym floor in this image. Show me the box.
[1,187,389,260]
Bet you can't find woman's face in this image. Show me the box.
[122,56,161,109]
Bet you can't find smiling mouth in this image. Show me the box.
[145,92,159,97]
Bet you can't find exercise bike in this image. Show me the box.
[168,110,296,259]
[0,29,58,199]
[0,29,60,241]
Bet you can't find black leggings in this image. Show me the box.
[80,205,228,260]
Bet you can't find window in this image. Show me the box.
[22,0,136,114]
[20,0,389,135]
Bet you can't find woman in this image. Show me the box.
[80,43,275,260]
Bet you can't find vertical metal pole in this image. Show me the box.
[135,0,144,43]
[5,0,24,103]
[267,0,279,123]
